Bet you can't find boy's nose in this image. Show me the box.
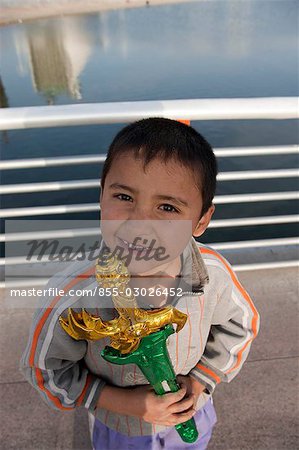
[128,204,153,221]
[121,219,154,243]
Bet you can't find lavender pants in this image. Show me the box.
[90,399,217,450]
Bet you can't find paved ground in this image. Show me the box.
[0,266,298,449]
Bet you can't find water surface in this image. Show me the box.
[0,0,298,243]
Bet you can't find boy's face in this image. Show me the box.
[100,152,214,274]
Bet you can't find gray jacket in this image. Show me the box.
[20,238,260,436]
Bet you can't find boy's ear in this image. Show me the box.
[193,204,215,238]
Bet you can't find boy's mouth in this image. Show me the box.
[117,237,156,253]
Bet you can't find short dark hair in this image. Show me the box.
[101,118,217,216]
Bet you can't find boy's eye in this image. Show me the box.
[159,204,179,213]
[114,193,133,202]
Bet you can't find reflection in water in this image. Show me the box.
[98,12,110,51]
[0,76,9,108]
[12,26,30,77]
[24,10,131,103]
[26,17,93,103]
[3,1,296,106]
[98,10,128,57]
[0,76,9,143]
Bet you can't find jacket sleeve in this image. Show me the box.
[20,299,106,414]
[189,260,260,394]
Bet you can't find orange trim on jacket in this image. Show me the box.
[29,266,95,409]
[195,363,221,384]
[199,247,259,375]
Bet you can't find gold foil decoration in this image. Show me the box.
[59,251,187,353]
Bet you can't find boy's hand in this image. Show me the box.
[98,383,196,426]
[176,374,206,410]
[128,384,196,426]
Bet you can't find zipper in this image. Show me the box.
[180,287,204,297]
[171,289,204,308]
[181,291,202,297]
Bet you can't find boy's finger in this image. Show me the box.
[168,395,194,414]
[171,408,196,425]
[178,380,187,390]
[162,385,187,405]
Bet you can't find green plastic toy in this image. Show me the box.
[102,323,199,443]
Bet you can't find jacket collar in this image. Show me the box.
[97,235,209,295]
[179,238,209,294]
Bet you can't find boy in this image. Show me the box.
[21,118,259,450]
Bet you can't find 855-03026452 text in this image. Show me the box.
[98,286,183,297]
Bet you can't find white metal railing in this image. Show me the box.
[0,97,297,130]
[1,186,298,203]
[209,215,298,228]
[1,171,298,196]
[1,237,298,266]
[232,260,299,271]
[1,98,298,284]
[0,145,297,170]
[0,203,100,218]
[4,260,297,289]
[1,228,297,245]
[210,237,299,250]
[214,192,298,203]
[1,198,298,221]
[217,169,298,180]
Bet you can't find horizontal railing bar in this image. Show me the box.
[1,169,298,195]
[208,237,299,250]
[1,260,298,288]
[233,260,299,271]
[1,145,298,170]
[2,237,298,265]
[214,145,299,157]
[1,181,298,204]
[0,279,51,288]
[0,179,100,194]
[1,256,51,265]
[0,227,101,242]
[217,169,298,181]
[1,223,297,248]
[0,155,107,170]
[209,215,299,228]
[0,97,297,131]
[214,191,299,204]
[0,192,298,224]
[0,203,100,218]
